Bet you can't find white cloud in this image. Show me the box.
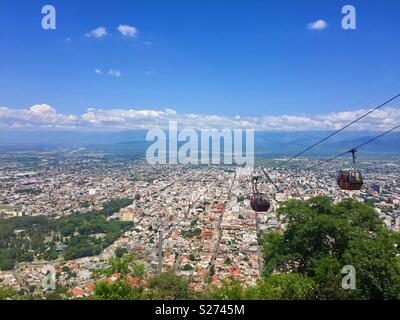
[86,27,108,38]
[65,37,72,43]
[307,19,328,30]
[0,104,399,132]
[95,69,102,75]
[0,104,78,128]
[30,104,55,115]
[117,24,138,37]
[108,69,122,77]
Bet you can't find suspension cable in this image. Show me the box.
[274,93,400,169]
[306,122,400,169]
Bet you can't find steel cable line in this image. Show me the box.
[261,168,280,191]
[252,93,400,206]
[274,92,400,169]
[306,122,400,170]
[261,167,304,199]
[263,123,400,195]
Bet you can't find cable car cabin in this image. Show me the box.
[250,194,270,212]
[337,169,363,191]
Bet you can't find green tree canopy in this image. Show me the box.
[263,196,400,300]
[147,272,191,300]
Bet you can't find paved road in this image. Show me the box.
[207,172,236,273]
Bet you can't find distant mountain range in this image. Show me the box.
[0,130,399,157]
[254,131,400,157]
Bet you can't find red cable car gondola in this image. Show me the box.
[337,149,363,191]
[250,176,270,212]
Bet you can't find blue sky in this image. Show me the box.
[0,0,400,131]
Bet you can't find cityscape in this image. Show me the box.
[0,148,399,298]
[1,0,400,306]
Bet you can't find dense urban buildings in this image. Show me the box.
[0,148,399,298]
